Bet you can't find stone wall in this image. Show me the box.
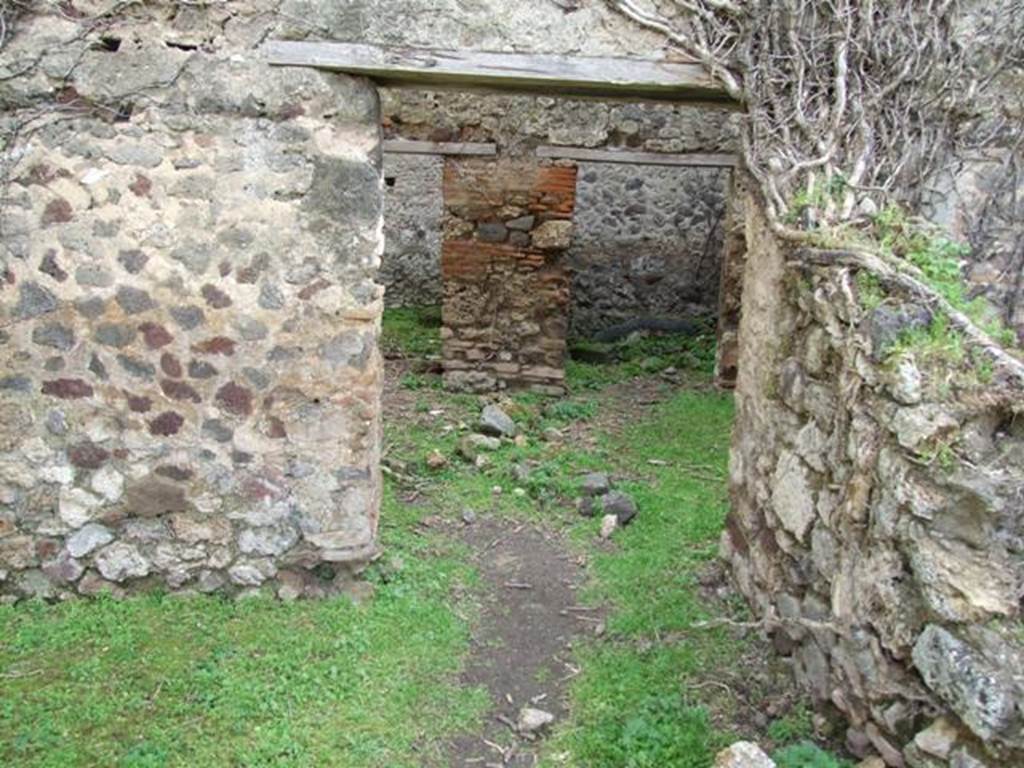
[382,153,443,307]
[441,159,576,394]
[567,162,729,340]
[381,90,738,156]
[0,6,384,600]
[724,201,1024,766]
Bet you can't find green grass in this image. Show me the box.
[381,305,443,359]
[774,742,854,768]
[567,330,718,391]
[0,486,487,768]
[542,390,743,767]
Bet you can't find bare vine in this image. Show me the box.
[610,0,1023,231]
[611,0,1024,367]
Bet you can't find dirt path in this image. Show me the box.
[444,518,593,767]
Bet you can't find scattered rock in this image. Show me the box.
[576,496,596,517]
[599,514,618,539]
[458,433,501,461]
[479,404,517,437]
[461,508,477,525]
[602,490,638,526]
[517,707,555,735]
[542,427,562,442]
[580,472,611,497]
[425,449,448,470]
[713,741,776,768]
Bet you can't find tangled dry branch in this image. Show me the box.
[611,0,1024,233]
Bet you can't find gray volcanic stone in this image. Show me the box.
[170,243,212,275]
[258,283,285,310]
[94,323,137,348]
[0,376,31,393]
[13,282,58,319]
[67,523,114,558]
[457,433,501,461]
[75,264,114,287]
[169,305,205,330]
[105,142,164,168]
[31,323,75,350]
[88,353,108,380]
[239,526,299,556]
[94,542,151,582]
[580,472,611,497]
[913,625,1024,747]
[74,296,107,318]
[115,286,155,314]
[864,303,933,361]
[507,215,536,231]
[235,316,268,341]
[188,360,218,379]
[118,249,149,274]
[117,354,156,380]
[479,404,516,437]
[602,490,638,526]
[478,221,508,242]
[320,331,369,368]
[201,419,233,443]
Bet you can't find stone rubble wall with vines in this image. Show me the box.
[725,198,1024,768]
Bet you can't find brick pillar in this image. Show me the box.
[440,159,577,394]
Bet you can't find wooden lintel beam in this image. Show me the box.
[263,41,732,103]
[536,145,737,168]
[383,139,497,157]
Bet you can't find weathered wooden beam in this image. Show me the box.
[536,145,737,168]
[263,41,732,103]
[383,139,497,157]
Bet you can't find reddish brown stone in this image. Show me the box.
[155,465,194,482]
[191,337,236,356]
[68,441,110,469]
[160,352,183,378]
[215,382,253,417]
[267,416,287,440]
[113,449,129,459]
[149,411,185,436]
[129,174,152,197]
[160,379,201,404]
[298,279,330,300]
[139,322,174,349]
[126,393,153,413]
[19,163,58,187]
[235,267,258,284]
[279,102,305,119]
[35,538,60,561]
[42,378,93,399]
[218,261,232,277]
[2,268,14,286]
[41,198,74,226]
[201,284,232,309]
[242,477,280,501]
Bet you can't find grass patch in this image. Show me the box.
[0,484,486,768]
[381,305,443,359]
[567,330,718,391]
[542,390,744,766]
[774,742,855,768]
